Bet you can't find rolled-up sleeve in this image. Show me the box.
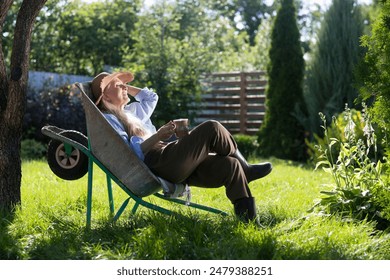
[127,88,158,123]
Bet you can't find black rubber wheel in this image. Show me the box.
[47,131,89,180]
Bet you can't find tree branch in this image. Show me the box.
[10,0,47,82]
[0,0,14,26]
[4,0,47,124]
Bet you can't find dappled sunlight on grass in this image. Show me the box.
[0,159,389,259]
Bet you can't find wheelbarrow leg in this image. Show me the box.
[86,157,94,229]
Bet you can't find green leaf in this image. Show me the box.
[322,167,334,174]
[376,160,383,174]
[320,191,338,196]
[315,160,330,170]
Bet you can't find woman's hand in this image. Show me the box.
[157,121,176,141]
[126,85,142,97]
[140,121,175,154]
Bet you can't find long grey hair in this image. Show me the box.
[98,100,151,139]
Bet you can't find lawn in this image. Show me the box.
[1,158,389,260]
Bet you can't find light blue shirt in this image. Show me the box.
[103,87,158,161]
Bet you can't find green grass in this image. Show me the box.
[1,158,389,260]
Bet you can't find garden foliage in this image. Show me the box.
[233,134,260,159]
[359,0,390,152]
[24,85,86,142]
[312,105,390,229]
[299,0,364,137]
[258,0,306,161]
[306,107,387,164]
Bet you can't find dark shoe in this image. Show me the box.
[246,162,272,182]
[234,197,260,225]
[232,150,272,182]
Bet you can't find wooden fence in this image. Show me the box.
[195,71,267,135]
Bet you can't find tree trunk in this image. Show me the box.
[0,0,47,211]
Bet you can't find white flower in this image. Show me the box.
[344,118,356,141]
[363,123,374,137]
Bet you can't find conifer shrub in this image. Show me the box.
[258,0,306,161]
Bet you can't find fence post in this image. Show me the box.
[239,72,247,134]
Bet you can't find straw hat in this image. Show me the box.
[91,71,134,105]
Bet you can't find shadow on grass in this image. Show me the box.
[10,209,280,260]
[0,209,18,259]
[4,207,387,260]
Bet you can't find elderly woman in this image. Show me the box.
[90,71,272,224]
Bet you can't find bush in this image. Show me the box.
[307,108,364,164]
[359,1,390,140]
[306,106,387,165]
[21,139,47,160]
[233,134,259,159]
[24,85,86,142]
[311,105,390,229]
